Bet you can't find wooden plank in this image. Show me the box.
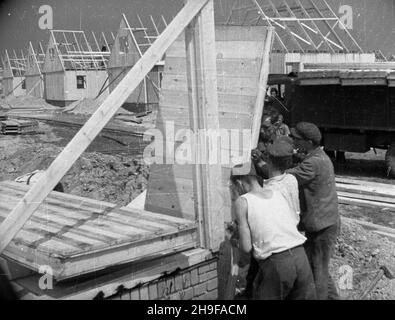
[10,228,197,282]
[336,182,395,198]
[337,191,395,205]
[0,184,178,233]
[0,182,198,280]
[338,196,395,210]
[299,79,341,86]
[0,182,192,230]
[251,27,273,148]
[165,57,263,77]
[303,63,395,70]
[337,189,395,203]
[155,113,252,131]
[162,74,260,96]
[336,177,395,189]
[341,78,388,86]
[13,248,212,300]
[168,40,265,60]
[184,0,223,250]
[0,0,209,255]
[160,90,257,114]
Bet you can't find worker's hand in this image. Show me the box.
[226,220,239,243]
[251,149,262,163]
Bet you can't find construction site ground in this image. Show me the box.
[0,96,394,300]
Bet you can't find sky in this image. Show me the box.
[0,0,394,66]
[0,0,184,61]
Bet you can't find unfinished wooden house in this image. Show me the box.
[42,30,110,106]
[25,42,45,98]
[107,14,166,113]
[1,50,26,97]
[0,0,274,300]
[221,0,376,74]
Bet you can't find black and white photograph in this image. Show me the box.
[0,0,394,305]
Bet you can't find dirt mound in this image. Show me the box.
[0,95,56,110]
[65,97,105,115]
[62,152,149,205]
[0,140,149,206]
[330,217,395,300]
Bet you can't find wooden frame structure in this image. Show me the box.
[224,0,363,53]
[42,30,110,106]
[0,0,225,266]
[25,42,45,98]
[218,0,375,75]
[1,49,26,97]
[0,0,273,300]
[107,14,168,113]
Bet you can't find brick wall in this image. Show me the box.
[107,258,218,300]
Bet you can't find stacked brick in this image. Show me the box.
[108,259,218,300]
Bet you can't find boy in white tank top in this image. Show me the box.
[232,138,316,300]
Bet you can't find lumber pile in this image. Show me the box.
[336,177,395,242]
[0,119,39,135]
[336,177,395,210]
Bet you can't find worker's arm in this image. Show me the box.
[286,158,316,186]
[234,197,252,254]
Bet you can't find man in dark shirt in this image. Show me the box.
[287,122,340,300]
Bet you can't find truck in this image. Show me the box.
[276,63,395,177]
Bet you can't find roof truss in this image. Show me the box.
[122,13,168,57]
[49,30,111,70]
[223,0,363,53]
[3,49,26,78]
[27,42,45,74]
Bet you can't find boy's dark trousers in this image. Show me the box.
[304,222,340,300]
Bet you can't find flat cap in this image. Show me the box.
[290,122,322,145]
[231,161,257,177]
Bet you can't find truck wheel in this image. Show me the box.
[385,144,395,178]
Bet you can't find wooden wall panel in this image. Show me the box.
[2,78,14,96]
[108,16,141,69]
[25,75,44,98]
[44,72,65,101]
[12,77,26,97]
[43,35,64,73]
[25,44,41,77]
[63,70,108,101]
[145,26,268,222]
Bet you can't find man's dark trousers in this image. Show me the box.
[304,222,340,300]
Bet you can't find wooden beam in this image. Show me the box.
[251,27,274,148]
[0,0,209,255]
[184,0,223,250]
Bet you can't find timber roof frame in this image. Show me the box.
[26,41,45,75]
[2,49,26,78]
[48,29,111,71]
[223,0,363,54]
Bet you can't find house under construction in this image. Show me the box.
[1,50,26,97]
[218,0,376,74]
[42,30,110,107]
[107,14,166,113]
[25,42,45,98]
